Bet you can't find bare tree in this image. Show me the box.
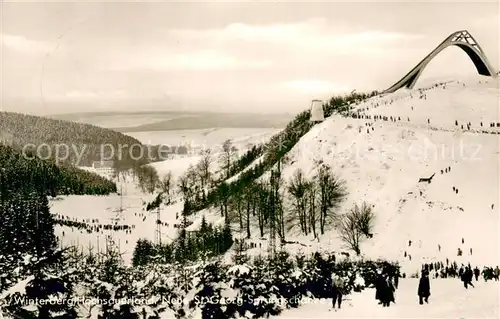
[255,182,269,238]
[178,166,197,213]
[177,174,189,199]
[356,202,375,238]
[288,168,313,236]
[196,149,212,194]
[243,183,256,239]
[338,209,362,255]
[158,171,174,205]
[217,182,231,223]
[185,164,202,203]
[220,139,237,179]
[337,202,375,255]
[136,165,159,194]
[317,165,348,234]
[308,184,318,239]
[230,191,244,230]
[269,170,285,242]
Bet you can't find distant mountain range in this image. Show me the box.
[49,111,294,132]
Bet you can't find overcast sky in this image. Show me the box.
[1,1,499,115]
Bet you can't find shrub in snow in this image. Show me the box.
[81,249,144,319]
[134,264,182,319]
[189,261,235,319]
[242,256,283,318]
[2,249,78,319]
[305,252,335,298]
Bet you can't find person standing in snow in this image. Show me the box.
[473,267,480,281]
[331,274,344,309]
[376,270,395,307]
[381,274,395,307]
[482,267,490,281]
[493,266,500,281]
[458,266,464,279]
[394,269,400,289]
[375,269,384,304]
[461,266,474,289]
[418,270,431,305]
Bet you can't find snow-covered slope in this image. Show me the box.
[274,75,500,272]
[49,128,275,265]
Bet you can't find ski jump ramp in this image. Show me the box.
[384,30,498,94]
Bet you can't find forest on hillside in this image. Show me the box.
[0,111,152,168]
[176,91,378,215]
[132,92,379,265]
[0,143,117,196]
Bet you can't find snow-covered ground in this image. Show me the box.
[50,174,183,264]
[47,74,500,318]
[185,75,500,275]
[50,127,278,264]
[126,127,279,150]
[271,278,499,318]
[273,75,500,273]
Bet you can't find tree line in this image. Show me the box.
[132,215,233,267]
[0,111,158,171]
[180,91,378,216]
[0,143,117,196]
[2,241,399,319]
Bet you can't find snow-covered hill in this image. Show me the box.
[177,75,500,274]
[49,74,499,277]
[271,75,500,272]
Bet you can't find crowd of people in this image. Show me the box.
[420,260,500,282]
[345,80,500,134]
[52,213,135,235]
[329,260,499,310]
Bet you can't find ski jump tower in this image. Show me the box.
[384,30,497,93]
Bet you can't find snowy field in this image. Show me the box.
[51,127,279,264]
[271,278,499,318]
[50,175,182,264]
[126,127,280,150]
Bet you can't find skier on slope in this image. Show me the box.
[418,270,431,305]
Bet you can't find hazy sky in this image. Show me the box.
[1,1,499,115]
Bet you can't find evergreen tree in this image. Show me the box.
[0,187,56,259]
[4,249,79,319]
[221,219,234,252]
[132,239,156,266]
